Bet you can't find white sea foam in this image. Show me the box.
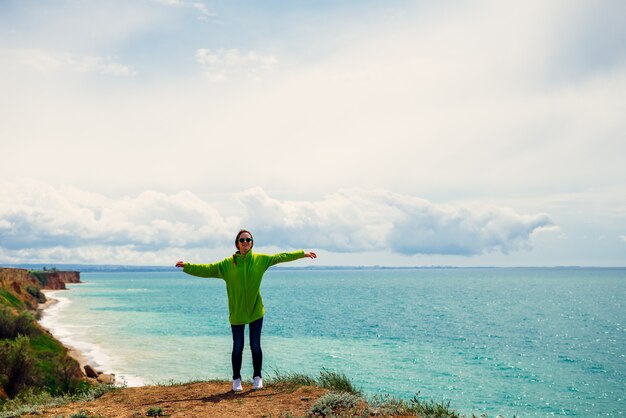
[39,290,145,387]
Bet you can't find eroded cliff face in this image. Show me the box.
[0,267,41,309]
[0,267,81,309]
[35,270,82,290]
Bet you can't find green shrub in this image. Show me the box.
[310,392,361,416]
[0,306,38,340]
[0,387,56,417]
[146,406,165,416]
[25,286,46,304]
[0,305,85,401]
[0,335,40,398]
[0,372,115,417]
[13,311,37,338]
[0,306,16,339]
[51,355,83,395]
[367,393,417,416]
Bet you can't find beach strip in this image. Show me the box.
[38,290,117,385]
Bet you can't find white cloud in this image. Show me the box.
[619,235,626,243]
[196,48,277,81]
[237,188,552,256]
[8,48,136,76]
[0,182,552,264]
[0,182,236,253]
[152,0,214,19]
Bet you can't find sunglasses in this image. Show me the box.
[238,238,253,243]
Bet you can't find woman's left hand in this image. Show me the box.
[304,252,317,259]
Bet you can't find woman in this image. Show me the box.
[175,229,317,392]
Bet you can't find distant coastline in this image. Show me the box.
[4,263,626,273]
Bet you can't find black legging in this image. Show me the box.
[230,316,263,380]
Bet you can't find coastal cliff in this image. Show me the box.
[0,267,81,304]
[0,267,86,401]
[34,270,81,289]
[17,268,81,290]
[0,267,80,311]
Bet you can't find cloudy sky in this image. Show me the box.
[1,0,625,267]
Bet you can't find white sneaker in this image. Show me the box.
[232,378,243,392]
[253,376,263,390]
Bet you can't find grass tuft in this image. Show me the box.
[266,368,317,391]
[267,367,360,395]
[408,391,464,418]
[317,368,360,395]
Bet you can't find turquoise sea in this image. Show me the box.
[39,268,626,416]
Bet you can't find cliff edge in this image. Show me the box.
[0,267,81,309]
[23,269,81,290]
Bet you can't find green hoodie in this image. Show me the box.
[182,250,306,325]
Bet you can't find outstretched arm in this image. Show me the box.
[268,250,317,267]
[175,260,223,278]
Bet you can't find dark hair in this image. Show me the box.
[233,229,254,266]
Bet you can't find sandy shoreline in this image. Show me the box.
[38,290,96,378]
[38,289,143,387]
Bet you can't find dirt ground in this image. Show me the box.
[35,381,329,418]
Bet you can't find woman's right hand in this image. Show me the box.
[175,261,185,268]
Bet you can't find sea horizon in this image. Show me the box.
[8,263,626,273]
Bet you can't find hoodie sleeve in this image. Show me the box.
[267,250,306,267]
[182,261,224,279]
